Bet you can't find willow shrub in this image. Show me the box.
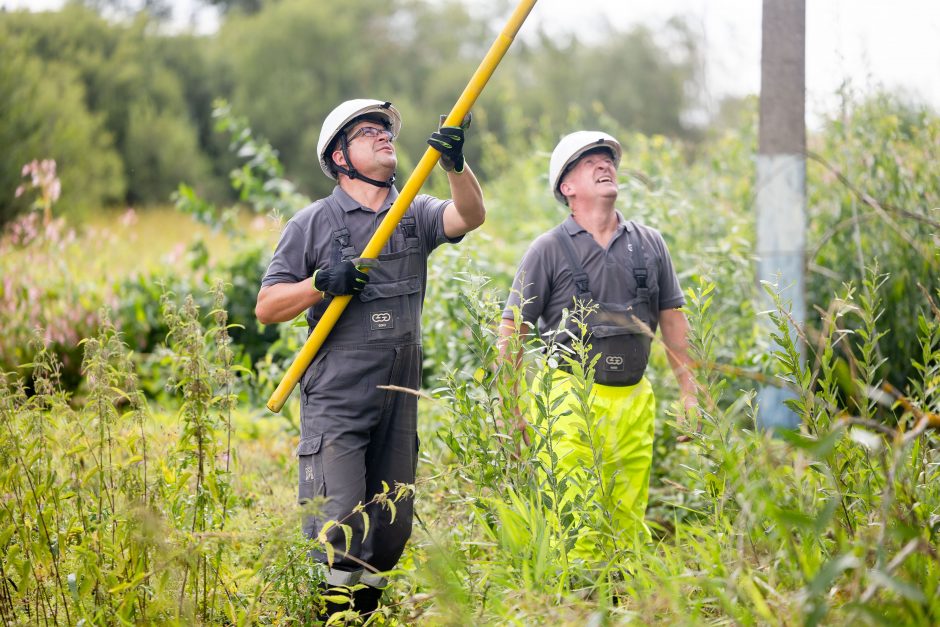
[411,94,939,624]
[808,93,940,399]
[413,264,940,625]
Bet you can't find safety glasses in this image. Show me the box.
[348,126,394,143]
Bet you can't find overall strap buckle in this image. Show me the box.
[627,221,650,299]
[333,227,357,262]
[399,215,418,242]
[573,271,591,296]
[553,226,592,298]
[323,197,358,263]
[633,266,648,289]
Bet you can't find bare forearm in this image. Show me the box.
[660,309,697,411]
[443,164,485,238]
[667,349,697,410]
[255,281,322,324]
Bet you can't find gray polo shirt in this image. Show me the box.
[262,185,457,309]
[503,212,684,346]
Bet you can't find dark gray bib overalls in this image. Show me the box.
[297,197,424,587]
[553,222,653,386]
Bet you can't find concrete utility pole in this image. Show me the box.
[756,0,806,429]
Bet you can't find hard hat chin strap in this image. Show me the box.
[334,134,396,188]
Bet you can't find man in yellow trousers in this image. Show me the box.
[498,131,696,560]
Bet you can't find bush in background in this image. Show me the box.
[0,31,125,228]
[0,212,113,390]
[808,93,940,399]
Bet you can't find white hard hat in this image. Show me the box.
[317,99,403,180]
[549,131,622,204]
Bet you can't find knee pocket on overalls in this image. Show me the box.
[297,433,325,504]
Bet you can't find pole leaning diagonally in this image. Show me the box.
[266,0,539,412]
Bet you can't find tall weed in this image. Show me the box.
[417,255,940,625]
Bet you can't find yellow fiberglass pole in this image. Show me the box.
[267,0,539,412]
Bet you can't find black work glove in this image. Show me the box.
[427,112,472,173]
[312,259,370,296]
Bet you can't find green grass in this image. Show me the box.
[81,205,281,279]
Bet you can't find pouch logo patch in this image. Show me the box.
[605,354,625,370]
[371,311,394,330]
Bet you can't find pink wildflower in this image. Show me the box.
[120,208,138,227]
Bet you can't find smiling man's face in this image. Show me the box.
[559,147,618,204]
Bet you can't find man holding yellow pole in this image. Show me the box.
[255,99,483,614]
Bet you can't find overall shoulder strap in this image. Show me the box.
[552,225,591,299]
[399,213,419,244]
[626,221,650,300]
[322,196,357,263]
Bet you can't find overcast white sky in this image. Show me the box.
[7,0,940,121]
[525,0,940,121]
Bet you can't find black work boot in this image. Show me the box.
[353,584,384,616]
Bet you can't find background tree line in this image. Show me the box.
[0,0,700,228]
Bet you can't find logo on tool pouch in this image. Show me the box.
[605,355,624,370]
[371,311,394,330]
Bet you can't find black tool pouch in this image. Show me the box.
[587,297,652,386]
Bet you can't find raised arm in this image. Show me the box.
[427,115,486,238]
[442,164,485,238]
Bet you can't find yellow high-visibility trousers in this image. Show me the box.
[532,370,656,561]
